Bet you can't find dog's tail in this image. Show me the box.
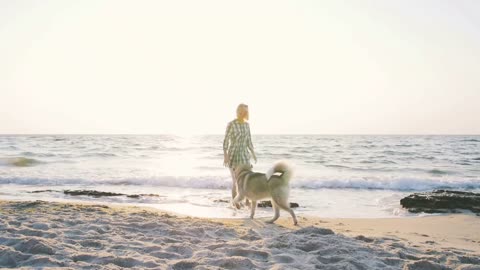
[266,161,294,182]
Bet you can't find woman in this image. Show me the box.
[223,103,257,200]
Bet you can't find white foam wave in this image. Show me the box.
[293,176,480,191]
[0,176,232,189]
[1,175,480,191]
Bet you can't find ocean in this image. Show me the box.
[1,135,479,218]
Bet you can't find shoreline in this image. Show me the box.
[0,184,423,219]
[1,199,479,269]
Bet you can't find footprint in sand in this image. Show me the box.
[272,254,295,263]
[14,238,55,255]
[208,256,257,269]
[150,251,182,260]
[20,256,63,267]
[171,259,198,270]
[79,239,104,249]
[15,228,44,237]
[0,246,31,268]
[29,223,49,231]
[165,244,193,258]
[227,248,270,261]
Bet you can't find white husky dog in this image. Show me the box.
[233,161,298,225]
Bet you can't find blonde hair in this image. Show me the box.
[236,103,249,121]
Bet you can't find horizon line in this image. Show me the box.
[0,133,479,136]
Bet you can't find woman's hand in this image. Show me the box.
[223,154,230,167]
[252,153,257,164]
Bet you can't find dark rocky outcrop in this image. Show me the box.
[126,194,160,198]
[28,190,59,194]
[257,201,299,208]
[213,199,230,203]
[64,190,124,197]
[62,190,159,199]
[400,190,480,214]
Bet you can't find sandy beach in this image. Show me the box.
[1,200,479,269]
[2,0,480,267]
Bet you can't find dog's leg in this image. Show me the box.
[232,193,245,210]
[249,200,257,219]
[234,182,246,208]
[266,200,280,224]
[232,184,237,201]
[273,197,298,226]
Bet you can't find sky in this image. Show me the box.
[1,0,479,135]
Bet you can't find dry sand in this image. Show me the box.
[1,200,479,269]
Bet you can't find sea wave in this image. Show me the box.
[460,139,480,142]
[427,169,451,175]
[1,175,480,191]
[0,157,43,167]
[293,177,480,191]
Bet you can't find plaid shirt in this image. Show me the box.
[223,119,254,168]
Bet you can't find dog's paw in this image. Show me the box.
[265,220,275,224]
[234,203,241,210]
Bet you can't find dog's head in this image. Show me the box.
[234,164,253,180]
